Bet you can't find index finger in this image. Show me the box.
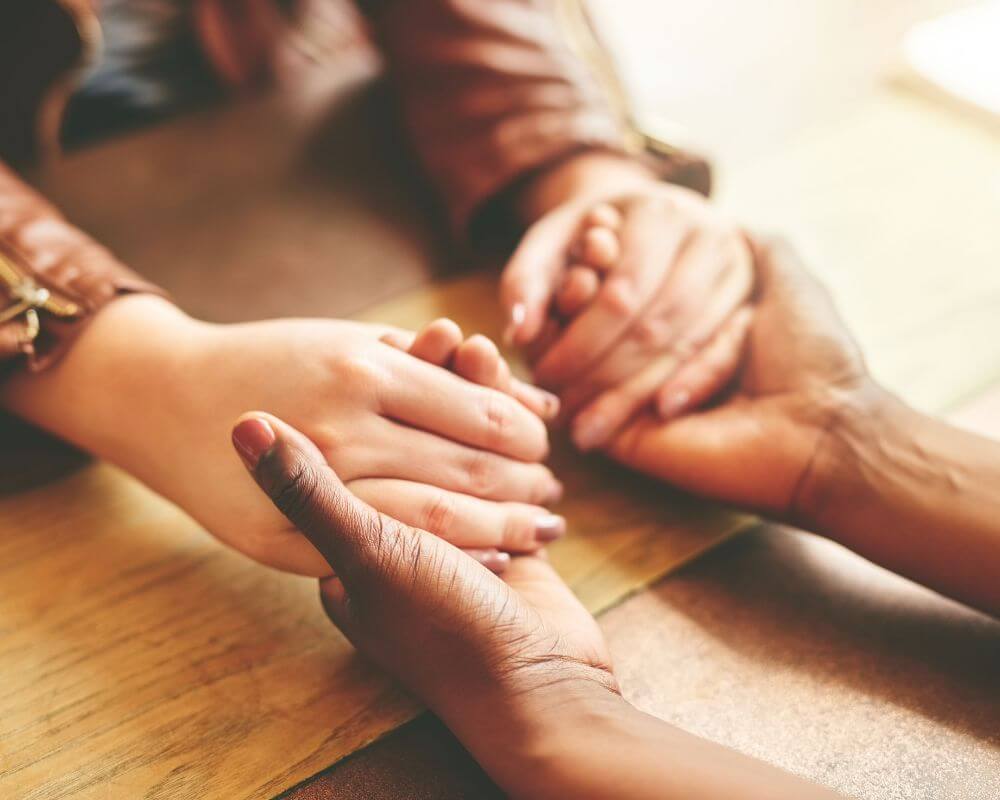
[500,204,584,346]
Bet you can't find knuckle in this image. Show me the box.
[479,391,516,450]
[420,491,458,535]
[467,333,498,355]
[464,449,500,497]
[334,353,385,391]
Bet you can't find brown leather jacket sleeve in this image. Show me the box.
[0,163,165,374]
[359,0,634,236]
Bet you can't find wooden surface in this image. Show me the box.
[288,1,1000,797]
[3,0,999,798]
[0,234,747,798]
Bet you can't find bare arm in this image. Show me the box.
[803,389,1000,616]
[609,237,1000,617]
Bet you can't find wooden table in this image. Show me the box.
[8,1,1000,797]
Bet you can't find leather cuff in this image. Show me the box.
[0,239,165,374]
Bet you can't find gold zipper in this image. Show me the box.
[0,253,81,343]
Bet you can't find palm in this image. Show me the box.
[503,556,612,674]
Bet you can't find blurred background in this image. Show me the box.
[590,0,1000,414]
[30,0,999,420]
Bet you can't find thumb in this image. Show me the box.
[231,412,423,592]
[500,205,580,346]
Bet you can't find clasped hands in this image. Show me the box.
[230,232,862,800]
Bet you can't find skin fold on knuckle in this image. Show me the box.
[464,448,501,498]
[479,390,516,452]
[420,491,458,537]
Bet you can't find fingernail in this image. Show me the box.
[535,514,566,542]
[232,417,275,469]
[572,415,608,452]
[658,389,691,419]
[467,549,511,574]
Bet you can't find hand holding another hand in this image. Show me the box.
[232,411,618,798]
[4,307,565,575]
[607,237,872,520]
[231,406,843,800]
[501,177,754,451]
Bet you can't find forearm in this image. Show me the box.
[804,386,1000,615]
[1,294,200,467]
[460,682,840,800]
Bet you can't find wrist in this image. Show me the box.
[515,150,657,225]
[449,672,632,799]
[2,294,207,457]
[793,379,908,538]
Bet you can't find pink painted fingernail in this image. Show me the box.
[536,514,566,542]
[232,417,275,469]
[467,549,511,573]
[658,389,691,419]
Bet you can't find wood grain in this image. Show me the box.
[0,273,749,799]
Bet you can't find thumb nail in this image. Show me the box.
[232,417,276,470]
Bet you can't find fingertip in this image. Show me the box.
[424,317,464,341]
[507,302,548,347]
[586,203,623,230]
[535,514,566,543]
[466,333,500,357]
[379,330,415,351]
[581,226,621,270]
[410,318,464,365]
[455,334,503,386]
[232,413,276,471]
[570,411,609,452]
[511,378,560,421]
